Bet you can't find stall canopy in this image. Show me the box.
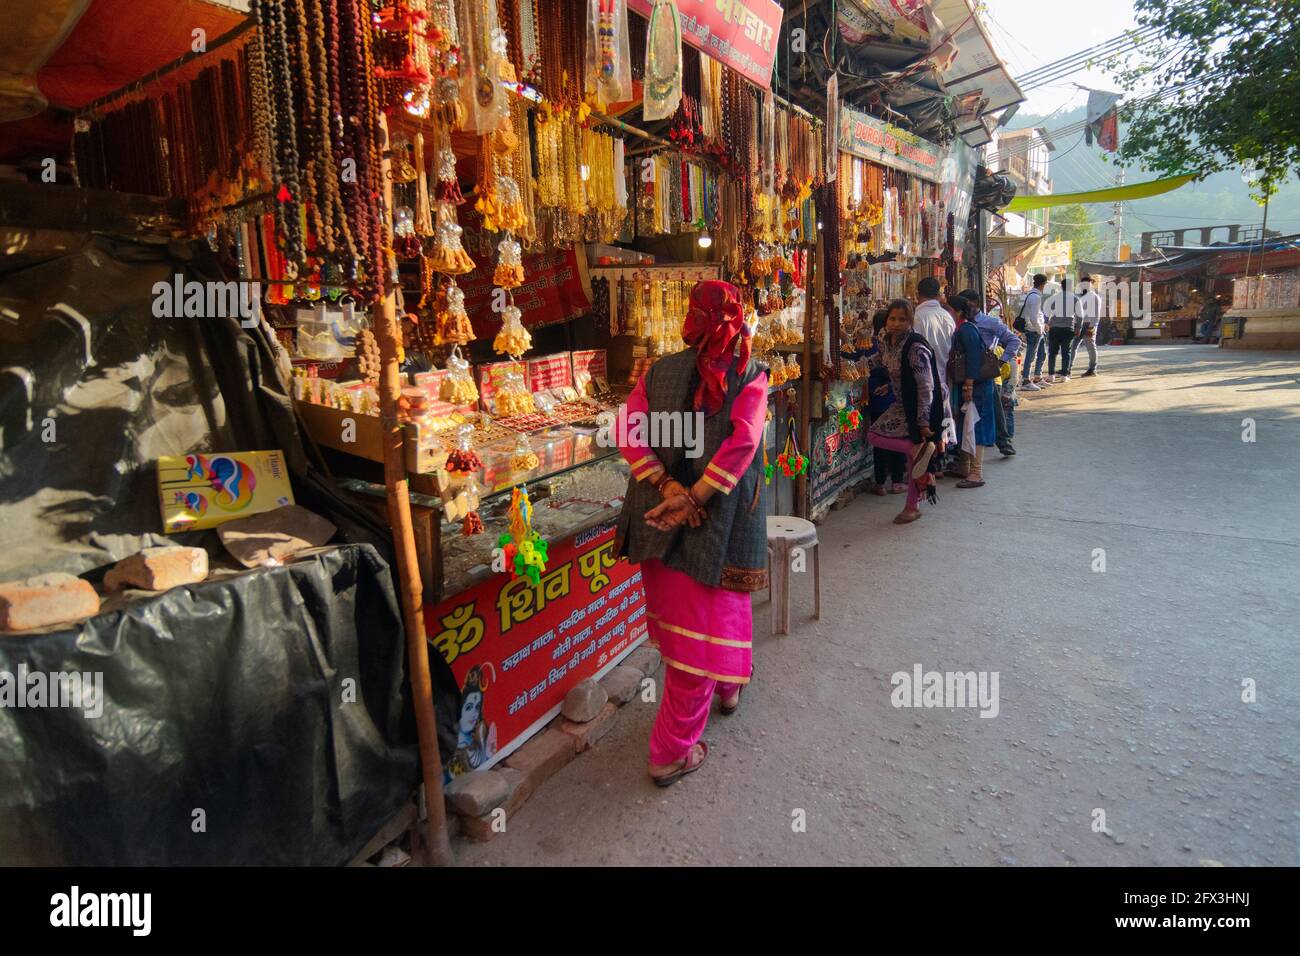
[989,234,1043,268]
[782,0,1024,150]
[1078,235,1300,281]
[0,0,247,161]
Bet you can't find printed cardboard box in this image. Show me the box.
[158,450,295,532]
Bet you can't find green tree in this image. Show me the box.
[1112,0,1300,199]
[1049,204,1107,265]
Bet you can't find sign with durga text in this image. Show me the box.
[838,105,944,184]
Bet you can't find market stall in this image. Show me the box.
[810,105,975,519]
[1,0,1004,857]
[254,1,829,775]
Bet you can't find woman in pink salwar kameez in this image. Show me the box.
[614,280,769,787]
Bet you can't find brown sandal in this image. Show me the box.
[955,478,985,488]
[650,741,709,787]
[893,510,923,524]
[720,687,743,716]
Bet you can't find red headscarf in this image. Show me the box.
[681,279,751,414]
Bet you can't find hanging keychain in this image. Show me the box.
[496,485,549,584]
[776,417,809,478]
[440,347,479,404]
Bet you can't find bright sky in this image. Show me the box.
[979,0,1138,118]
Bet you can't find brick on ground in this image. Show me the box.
[600,664,644,705]
[626,644,661,677]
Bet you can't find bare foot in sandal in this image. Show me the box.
[649,742,708,787]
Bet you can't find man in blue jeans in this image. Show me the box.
[1046,276,1081,381]
[1014,274,1049,391]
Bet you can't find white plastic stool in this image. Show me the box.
[765,515,820,635]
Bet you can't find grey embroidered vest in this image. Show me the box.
[615,349,768,591]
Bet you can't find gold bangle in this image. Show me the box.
[686,488,707,520]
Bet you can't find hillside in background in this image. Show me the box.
[1004,106,1300,255]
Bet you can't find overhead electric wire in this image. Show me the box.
[984,73,1226,166]
[1014,26,1160,83]
[1013,25,1162,91]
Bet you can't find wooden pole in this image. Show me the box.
[796,230,818,520]
[374,113,453,867]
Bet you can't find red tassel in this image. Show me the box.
[276,184,292,202]
[435,180,464,205]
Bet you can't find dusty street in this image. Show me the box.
[457,344,1300,866]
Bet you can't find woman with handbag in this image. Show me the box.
[947,295,999,488]
[864,299,946,525]
[614,280,769,787]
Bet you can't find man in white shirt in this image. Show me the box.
[1014,274,1049,390]
[913,276,954,378]
[1071,273,1103,377]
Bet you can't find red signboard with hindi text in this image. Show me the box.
[628,0,783,91]
[427,524,648,776]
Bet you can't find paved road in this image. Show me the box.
[456,345,1300,866]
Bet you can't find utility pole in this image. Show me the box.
[1113,166,1125,259]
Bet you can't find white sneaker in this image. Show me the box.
[1038,378,1052,386]
[1058,375,1071,382]
[1020,382,1040,391]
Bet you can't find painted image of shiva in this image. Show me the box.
[447,664,497,778]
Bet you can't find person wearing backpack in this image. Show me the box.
[946,294,999,488]
[1015,274,1049,390]
[958,289,1021,457]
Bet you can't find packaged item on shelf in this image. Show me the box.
[570,349,608,397]
[509,434,540,473]
[158,450,294,533]
[495,371,536,417]
[296,305,346,361]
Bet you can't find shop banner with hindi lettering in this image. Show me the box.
[627,0,782,90]
[463,248,592,340]
[428,524,648,775]
[838,105,944,183]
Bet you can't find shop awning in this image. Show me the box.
[828,0,1023,148]
[989,234,1043,268]
[1002,173,1196,212]
[927,0,1026,146]
[0,0,248,161]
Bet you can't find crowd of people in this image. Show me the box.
[854,271,1105,524]
[614,275,1106,786]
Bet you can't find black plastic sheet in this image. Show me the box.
[0,233,461,863]
[0,544,418,865]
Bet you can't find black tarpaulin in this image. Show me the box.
[0,231,461,864]
[0,543,418,865]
